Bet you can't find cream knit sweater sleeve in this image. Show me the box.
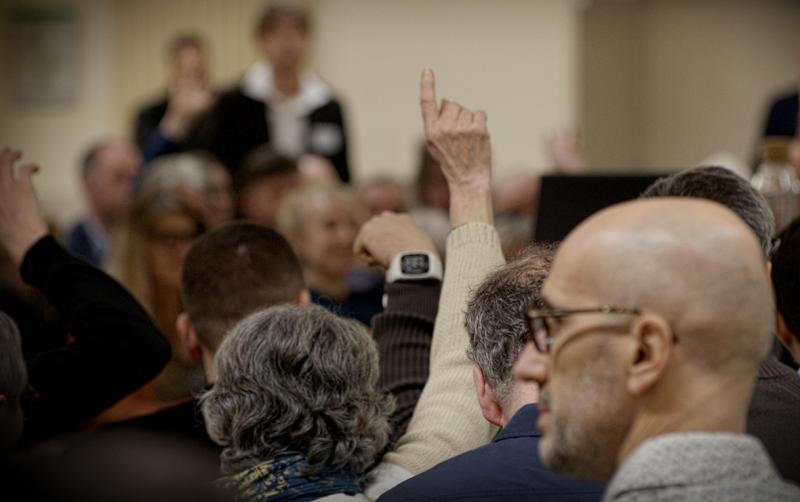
[382,222,506,474]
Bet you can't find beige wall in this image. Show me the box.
[314,0,581,182]
[0,0,117,227]
[582,0,800,171]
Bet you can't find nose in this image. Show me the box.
[512,341,549,386]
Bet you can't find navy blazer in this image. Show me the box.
[378,404,603,502]
[763,90,798,138]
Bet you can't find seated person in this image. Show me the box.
[141,152,235,228]
[202,304,393,499]
[513,198,800,500]
[66,141,141,267]
[98,192,206,426]
[0,148,170,447]
[277,183,382,326]
[237,145,302,228]
[379,245,601,501]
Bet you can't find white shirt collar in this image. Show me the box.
[241,60,331,114]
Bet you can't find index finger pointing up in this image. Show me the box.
[420,68,438,131]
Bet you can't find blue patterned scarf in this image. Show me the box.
[219,453,365,501]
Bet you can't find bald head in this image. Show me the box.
[547,198,773,374]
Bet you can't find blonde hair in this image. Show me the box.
[107,191,205,317]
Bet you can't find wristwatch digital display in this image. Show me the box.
[386,251,443,283]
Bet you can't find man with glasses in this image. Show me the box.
[514,198,800,500]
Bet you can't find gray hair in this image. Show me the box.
[641,166,774,258]
[201,304,393,476]
[140,153,211,196]
[465,244,555,406]
[0,311,26,398]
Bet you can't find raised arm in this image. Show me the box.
[0,148,171,443]
[355,212,442,446]
[381,69,505,475]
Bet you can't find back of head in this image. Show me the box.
[556,198,774,377]
[642,166,775,258]
[181,222,305,351]
[0,311,26,454]
[772,217,800,338]
[466,245,554,406]
[140,153,209,197]
[201,304,392,476]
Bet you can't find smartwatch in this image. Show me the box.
[386,251,443,283]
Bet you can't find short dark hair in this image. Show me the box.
[641,166,775,258]
[465,244,555,404]
[181,222,305,351]
[256,4,310,37]
[772,217,800,338]
[236,144,298,193]
[168,33,204,58]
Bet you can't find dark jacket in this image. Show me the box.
[19,236,171,444]
[747,355,800,484]
[204,84,349,183]
[762,90,799,138]
[378,404,603,502]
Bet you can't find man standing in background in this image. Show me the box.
[205,4,349,182]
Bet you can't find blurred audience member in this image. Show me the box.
[380,245,602,502]
[100,192,206,424]
[207,4,349,181]
[642,165,800,484]
[359,176,409,217]
[0,148,170,447]
[202,304,393,499]
[772,217,800,366]
[135,34,217,162]
[66,141,141,267]
[141,152,235,228]
[415,141,449,212]
[514,199,800,499]
[494,172,540,217]
[298,153,340,185]
[0,311,26,458]
[408,207,450,259]
[494,214,533,260]
[237,145,302,228]
[761,39,800,140]
[278,183,382,325]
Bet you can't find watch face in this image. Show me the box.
[401,254,430,274]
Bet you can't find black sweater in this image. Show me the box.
[19,236,171,444]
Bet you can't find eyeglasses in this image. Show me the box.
[526,306,642,354]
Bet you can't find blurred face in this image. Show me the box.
[240,172,302,228]
[260,17,308,71]
[85,145,141,223]
[360,181,409,216]
[295,193,357,280]
[173,45,207,81]
[147,212,202,290]
[204,164,234,228]
[515,258,635,482]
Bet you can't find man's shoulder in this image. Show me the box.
[379,433,601,502]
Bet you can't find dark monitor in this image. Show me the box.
[533,173,669,243]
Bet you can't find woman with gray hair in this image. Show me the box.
[201,304,393,501]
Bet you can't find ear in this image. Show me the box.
[626,314,673,397]
[176,312,203,362]
[296,289,311,305]
[775,313,794,350]
[473,365,504,428]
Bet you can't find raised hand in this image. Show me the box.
[420,68,493,226]
[0,148,48,265]
[160,78,216,141]
[353,211,438,269]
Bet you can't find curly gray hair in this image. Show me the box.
[201,304,393,476]
[465,244,555,406]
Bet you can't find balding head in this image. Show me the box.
[527,198,774,482]
[549,197,773,373]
